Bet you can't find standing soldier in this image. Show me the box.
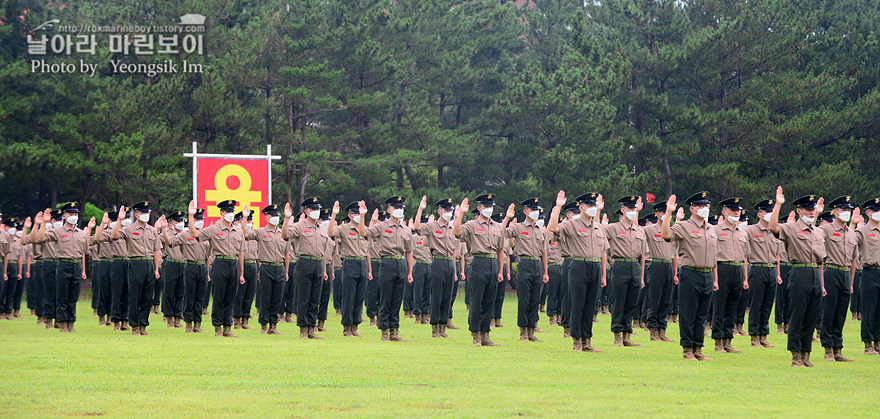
[604,196,647,347]
[545,211,563,327]
[558,201,580,338]
[283,198,330,339]
[410,213,433,325]
[161,211,187,328]
[241,204,287,334]
[817,196,858,362]
[414,197,459,338]
[281,218,297,324]
[0,220,8,320]
[95,209,131,331]
[40,209,64,329]
[233,211,258,330]
[317,208,335,332]
[366,210,388,327]
[453,195,505,347]
[775,211,796,333]
[186,200,245,337]
[90,214,113,326]
[331,202,372,337]
[16,222,32,319]
[746,199,783,347]
[854,198,880,354]
[711,197,749,354]
[502,198,550,342]
[108,202,162,335]
[21,219,45,324]
[547,191,609,352]
[358,197,414,341]
[161,207,211,333]
[643,201,679,342]
[2,219,22,319]
[661,192,719,361]
[29,203,93,332]
[768,188,825,367]
[491,214,513,329]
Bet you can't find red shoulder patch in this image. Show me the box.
[832,232,841,236]
[133,232,140,236]
[869,234,877,237]
[216,232,223,236]
[755,234,763,238]
[654,233,662,237]
[416,242,423,245]
[618,231,626,234]
[797,230,807,235]
[476,227,485,231]
[691,230,700,234]
[304,229,311,233]
[435,230,443,234]
[521,231,529,235]
[264,234,270,238]
[187,238,195,241]
[385,229,393,233]
[60,234,68,238]
[349,232,356,236]
[578,228,586,232]
[720,233,728,236]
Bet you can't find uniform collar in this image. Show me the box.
[64,223,77,231]
[690,217,708,229]
[719,222,735,231]
[797,218,813,230]
[574,217,597,229]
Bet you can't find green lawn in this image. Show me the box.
[1,293,878,418]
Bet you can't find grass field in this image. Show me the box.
[2,292,878,418]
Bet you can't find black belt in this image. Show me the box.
[718,261,743,267]
[261,262,282,266]
[683,266,712,273]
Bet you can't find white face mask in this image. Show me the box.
[448,220,454,228]
[351,215,361,224]
[223,212,235,223]
[536,219,545,228]
[307,210,319,220]
[726,215,739,225]
[66,216,78,225]
[837,211,851,223]
[872,212,880,222]
[762,213,772,222]
[696,207,711,219]
[247,222,253,229]
[624,210,637,221]
[441,211,453,221]
[527,211,539,221]
[391,208,405,219]
[738,222,747,230]
[481,207,493,218]
[320,220,330,229]
[801,216,815,224]
[109,221,117,229]
[15,231,22,237]
[269,216,280,226]
[53,221,63,229]
[138,213,150,223]
[194,220,205,229]
[7,228,15,235]
[175,222,185,231]
[584,207,598,218]
[571,214,581,221]
[121,219,132,227]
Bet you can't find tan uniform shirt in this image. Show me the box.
[412,233,431,262]
[245,226,287,263]
[336,223,369,258]
[505,221,547,258]
[198,222,243,257]
[604,221,647,259]
[855,223,880,268]
[745,223,780,264]
[644,223,674,260]
[42,229,59,259]
[43,223,89,259]
[0,231,8,257]
[557,217,608,260]
[244,235,259,261]
[287,220,327,258]
[164,229,186,261]
[777,219,825,264]
[116,222,162,258]
[713,222,748,262]
[669,217,718,269]
[366,220,413,257]
[557,219,571,258]
[419,220,458,258]
[777,239,790,264]
[9,237,23,261]
[458,218,504,255]
[169,230,211,262]
[101,229,127,259]
[819,222,857,267]
[547,231,562,264]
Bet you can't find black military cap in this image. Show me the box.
[753,199,775,212]
[739,211,749,222]
[792,195,818,209]
[2,218,15,227]
[384,196,406,207]
[685,191,710,206]
[652,201,667,212]
[420,213,430,223]
[234,211,244,221]
[50,209,63,220]
[131,201,151,212]
[262,204,280,215]
[472,207,480,216]
[15,221,23,230]
[615,209,623,216]
[490,214,503,223]
[216,200,236,212]
[520,197,540,209]
[828,195,855,209]
[575,193,599,205]
[475,193,495,206]
[301,197,321,209]
[168,210,186,221]
[344,202,360,213]
[193,208,205,219]
[319,208,332,220]
[341,215,350,223]
[719,197,744,211]
[861,198,880,211]
[637,216,648,227]
[377,210,390,221]
[562,202,580,213]
[617,195,639,208]
[61,202,80,213]
[818,211,834,223]
[435,198,454,209]
[645,214,658,223]
[106,209,118,221]
[707,214,719,225]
